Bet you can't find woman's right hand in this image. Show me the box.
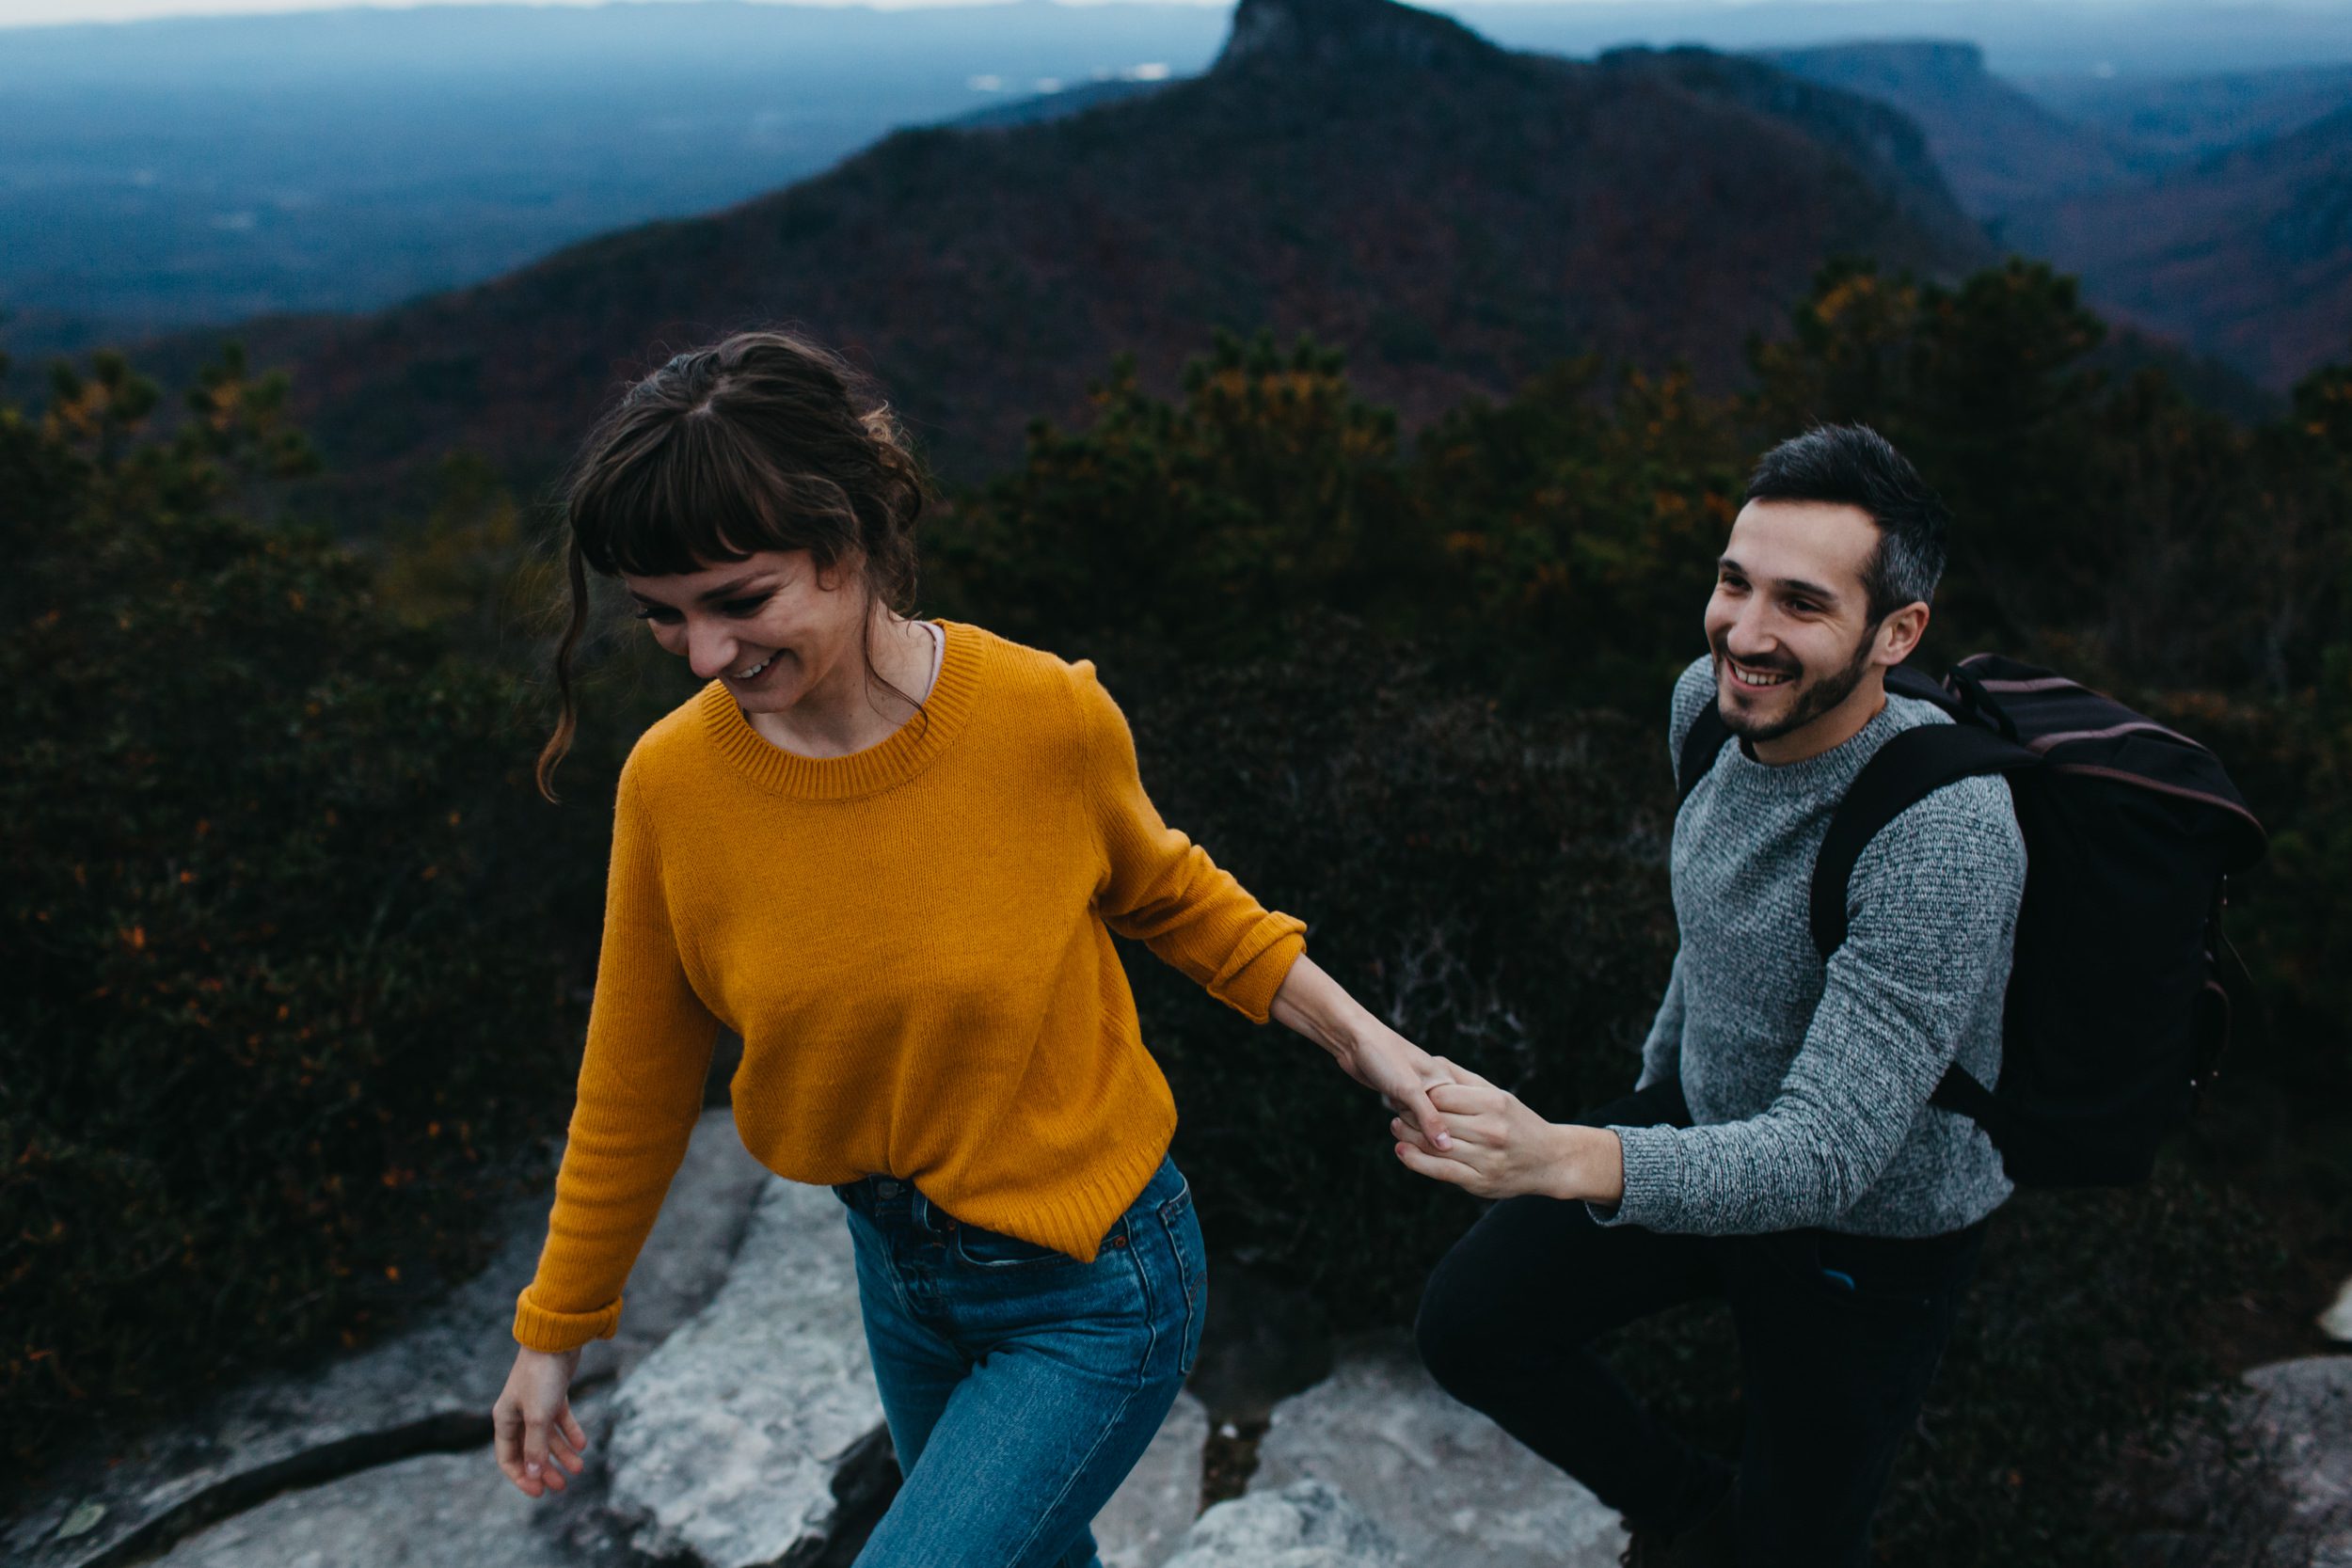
[492,1343,589,1499]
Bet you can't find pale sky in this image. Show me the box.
[0,0,1995,30]
[10,0,1207,22]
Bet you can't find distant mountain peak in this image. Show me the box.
[1214,0,1497,73]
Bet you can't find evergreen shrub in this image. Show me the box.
[0,354,595,1488]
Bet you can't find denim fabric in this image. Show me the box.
[834,1151,1206,1568]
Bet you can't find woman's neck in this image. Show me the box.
[747,610,937,759]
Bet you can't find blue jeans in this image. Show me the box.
[833,1151,1207,1568]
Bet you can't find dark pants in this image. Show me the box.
[1412,1082,1988,1566]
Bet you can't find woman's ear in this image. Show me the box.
[813,546,868,595]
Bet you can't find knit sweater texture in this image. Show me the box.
[512,621,1307,1354]
[1596,655,2026,1238]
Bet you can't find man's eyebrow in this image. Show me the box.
[1717,557,1842,604]
[1776,577,1842,604]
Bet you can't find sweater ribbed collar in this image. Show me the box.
[696,619,984,801]
[1717,689,1930,799]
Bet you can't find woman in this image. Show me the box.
[489,329,1456,1568]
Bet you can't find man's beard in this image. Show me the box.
[1711,630,1875,745]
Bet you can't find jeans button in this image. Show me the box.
[876,1180,900,1198]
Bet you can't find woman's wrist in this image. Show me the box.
[1268,955,1370,1062]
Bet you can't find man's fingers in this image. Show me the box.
[1394,1141,1479,1186]
[1391,1114,1446,1153]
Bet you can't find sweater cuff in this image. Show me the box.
[1588,1124,1686,1230]
[513,1287,625,1354]
[1207,912,1310,1023]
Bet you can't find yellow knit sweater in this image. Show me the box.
[512,620,1309,1353]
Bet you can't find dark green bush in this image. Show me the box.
[0,353,600,1489]
[1078,617,1677,1320]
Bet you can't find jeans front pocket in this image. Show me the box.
[1154,1177,1207,1376]
[950,1220,1085,1270]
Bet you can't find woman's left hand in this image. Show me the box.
[1391,1063,1623,1203]
[1334,1015,1461,1155]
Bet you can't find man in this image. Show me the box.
[1401,424,2026,1566]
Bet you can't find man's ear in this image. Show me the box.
[1878,601,1931,667]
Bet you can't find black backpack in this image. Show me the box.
[1675,655,2267,1188]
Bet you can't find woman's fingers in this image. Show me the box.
[1427,1082,1505,1116]
[1391,1114,1439,1152]
[1395,1079,1454,1151]
[1395,1111,1496,1150]
[492,1399,525,1486]
[561,1404,592,1468]
[1394,1140,1479,1186]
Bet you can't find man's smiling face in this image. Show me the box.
[1703,499,1885,747]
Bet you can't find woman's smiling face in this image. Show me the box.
[622,548,870,714]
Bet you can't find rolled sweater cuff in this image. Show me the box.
[514,1287,625,1354]
[1586,1124,1686,1230]
[1206,912,1309,1023]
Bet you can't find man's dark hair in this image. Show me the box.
[1744,424,1949,624]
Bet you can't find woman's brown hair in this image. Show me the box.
[537,329,927,800]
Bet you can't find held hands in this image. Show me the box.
[1269,956,1457,1154]
[1390,1060,1626,1205]
[492,1344,589,1499]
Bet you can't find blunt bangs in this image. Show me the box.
[568,409,790,580]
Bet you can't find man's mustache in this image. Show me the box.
[1713,643,1802,679]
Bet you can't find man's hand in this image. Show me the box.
[1391,1062,1626,1203]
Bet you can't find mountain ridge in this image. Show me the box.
[154,0,1989,507]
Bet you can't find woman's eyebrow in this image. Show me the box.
[694,575,769,603]
[628,574,770,608]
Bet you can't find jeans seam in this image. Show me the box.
[847,1206,927,1327]
[1155,1205,1201,1376]
[1002,1221,1158,1567]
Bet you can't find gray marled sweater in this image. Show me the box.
[1595,656,2026,1238]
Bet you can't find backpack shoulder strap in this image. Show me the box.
[1809,722,2036,958]
[1810,721,2039,1138]
[1676,701,1735,805]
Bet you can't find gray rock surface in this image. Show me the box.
[2320,1278,2352,1344]
[1096,1390,1210,1568]
[2113,1356,2352,1568]
[10,1103,1228,1568]
[6,1109,771,1568]
[599,1175,887,1568]
[1184,1263,1333,1429]
[1161,1481,1400,1568]
[1249,1332,1629,1568]
[146,1386,636,1568]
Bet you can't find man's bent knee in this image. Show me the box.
[1412,1245,1514,1402]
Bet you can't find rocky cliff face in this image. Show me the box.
[1216,0,1498,73]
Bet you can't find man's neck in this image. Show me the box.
[1751,676,1889,767]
